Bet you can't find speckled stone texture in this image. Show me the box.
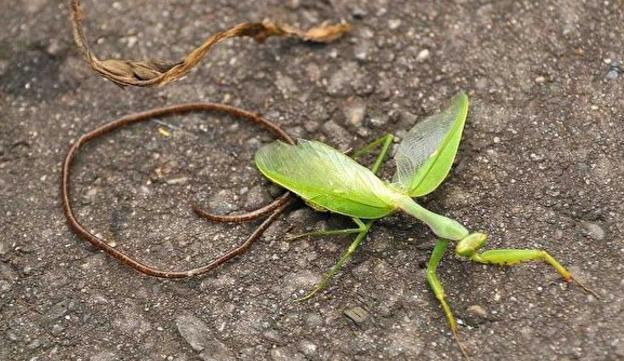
[1,1,623,360]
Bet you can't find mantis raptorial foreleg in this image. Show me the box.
[426,239,456,331]
[426,239,469,358]
[456,233,598,297]
[295,134,394,300]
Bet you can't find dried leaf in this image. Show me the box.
[299,22,352,43]
[70,0,351,88]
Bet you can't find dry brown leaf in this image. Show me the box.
[70,0,351,88]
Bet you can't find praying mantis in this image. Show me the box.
[254,92,597,355]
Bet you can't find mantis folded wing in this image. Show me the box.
[255,139,395,219]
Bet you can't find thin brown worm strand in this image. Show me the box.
[192,192,292,223]
[62,103,295,278]
[70,0,350,88]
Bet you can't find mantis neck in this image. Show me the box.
[391,193,469,241]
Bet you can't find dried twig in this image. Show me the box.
[69,0,351,87]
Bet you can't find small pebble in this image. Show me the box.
[0,280,12,292]
[344,306,369,324]
[270,347,305,361]
[327,62,359,96]
[582,221,606,241]
[51,324,64,336]
[353,41,370,61]
[321,120,352,150]
[286,208,317,227]
[208,189,239,214]
[388,19,402,30]
[416,49,430,62]
[176,314,212,351]
[90,352,118,361]
[0,241,8,255]
[606,69,620,80]
[467,304,488,318]
[275,72,298,98]
[298,340,318,356]
[343,97,367,127]
[165,177,189,185]
[369,114,389,127]
[351,6,367,18]
[606,61,622,80]
[0,60,7,77]
[243,185,271,210]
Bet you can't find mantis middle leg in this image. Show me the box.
[296,134,394,300]
[285,218,367,242]
[455,233,598,297]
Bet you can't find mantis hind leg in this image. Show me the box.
[296,134,393,299]
[426,239,469,358]
[296,221,372,301]
[351,133,394,175]
[456,233,598,297]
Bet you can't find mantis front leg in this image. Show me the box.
[456,233,598,297]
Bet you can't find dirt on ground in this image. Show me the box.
[1,1,623,360]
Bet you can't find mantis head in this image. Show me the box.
[455,232,488,257]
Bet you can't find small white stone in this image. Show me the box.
[126,36,138,48]
[416,49,430,62]
[467,305,487,318]
[388,19,402,30]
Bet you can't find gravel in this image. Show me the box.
[1,1,623,361]
[342,96,367,127]
[582,221,607,241]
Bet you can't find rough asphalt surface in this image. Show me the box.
[1,1,623,360]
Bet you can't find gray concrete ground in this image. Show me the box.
[1,1,623,360]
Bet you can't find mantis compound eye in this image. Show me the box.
[455,232,488,257]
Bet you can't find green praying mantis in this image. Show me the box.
[254,92,597,355]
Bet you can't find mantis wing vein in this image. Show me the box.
[393,92,469,197]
